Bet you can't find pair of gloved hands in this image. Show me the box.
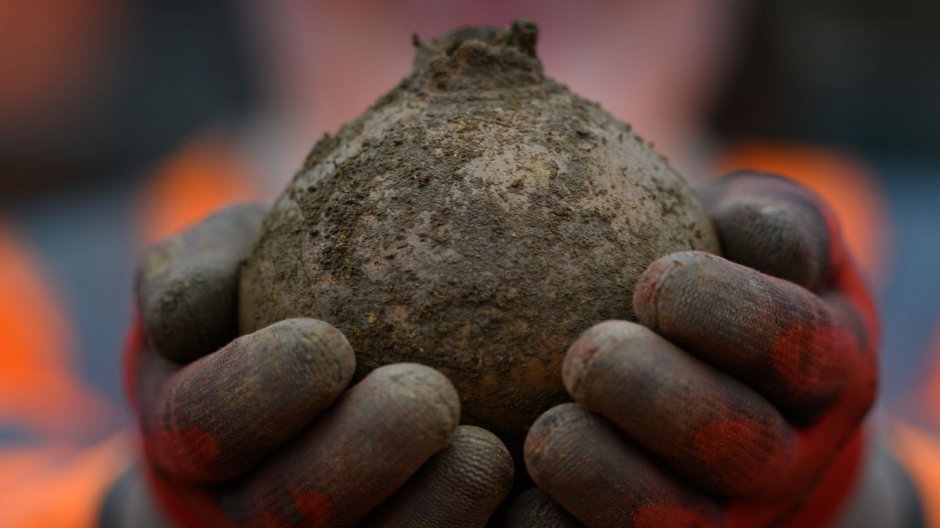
[119,172,878,527]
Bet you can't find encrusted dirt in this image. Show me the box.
[239,19,720,437]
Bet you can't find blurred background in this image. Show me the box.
[1,0,939,520]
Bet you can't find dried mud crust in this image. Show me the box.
[239,19,720,437]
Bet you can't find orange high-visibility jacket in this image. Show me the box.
[0,133,257,528]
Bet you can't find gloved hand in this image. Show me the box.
[510,172,879,527]
[120,204,514,527]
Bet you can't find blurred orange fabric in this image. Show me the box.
[0,436,127,528]
[0,225,115,435]
[138,132,259,246]
[0,225,126,528]
[0,131,260,527]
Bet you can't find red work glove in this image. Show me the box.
[120,205,513,527]
[511,172,879,527]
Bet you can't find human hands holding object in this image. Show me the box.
[124,204,514,527]
[510,172,879,527]
[119,170,877,528]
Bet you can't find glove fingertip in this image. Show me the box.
[136,204,267,363]
[700,171,835,291]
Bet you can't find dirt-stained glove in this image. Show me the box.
[121,204,513,528]
[512,172,879,528]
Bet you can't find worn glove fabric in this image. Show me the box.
[514,172,878,527]
[123,204,513,528]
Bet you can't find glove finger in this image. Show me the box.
[504,488,584,528]
[142,318,355,482]
[634,251,863,414]
[564,321,795,498]
[363,425,514,528]
[229,363,460,527]
[698,172,835,293]
[700,171,880,347]
[780,292,877,495]
[136,203,265,363]
[525,404,723,528]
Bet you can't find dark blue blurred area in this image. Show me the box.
[877,159,940,402]
[713,1,940,161]
[0,0,256,193]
